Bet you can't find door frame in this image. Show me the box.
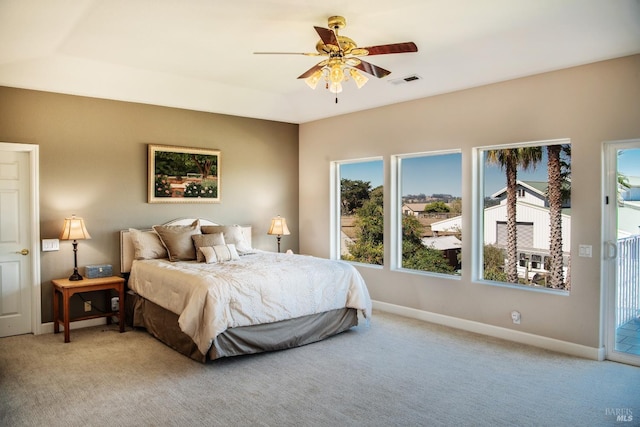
[602,138,640,366]
[0,142,41,335]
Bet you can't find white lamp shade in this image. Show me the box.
[59,215,91,241]
[267,216,290,236]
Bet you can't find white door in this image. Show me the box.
[0,144,39,337]
[603,139,640,366]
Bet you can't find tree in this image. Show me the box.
[340,179,371,215]
[424,201,451,213]
[449,198,462,214]
[189,154,217,178]
[154,152,217,178]
[483,244,507,282]
[401,214,455,274]
[346,186,384,265]
[546,144,571,289]
[486,147,542,283]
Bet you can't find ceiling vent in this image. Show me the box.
[388,74,422,85]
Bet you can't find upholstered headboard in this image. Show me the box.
[120,218,252,273]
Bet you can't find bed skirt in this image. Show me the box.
[126,291,359,362]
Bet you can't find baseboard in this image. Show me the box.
[39,318,107,335]
[372,300,604,361]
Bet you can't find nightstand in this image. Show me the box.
[52,276,125,343]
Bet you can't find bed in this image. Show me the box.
[121,218,371,362]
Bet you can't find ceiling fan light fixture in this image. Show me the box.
[349,69,368,88]
[255,15,417,101]
[329,63,344,84]
[329,81,342,94]
[305,70,323,89]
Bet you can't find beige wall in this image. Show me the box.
[0,87,299,322]
[299,55,640,349]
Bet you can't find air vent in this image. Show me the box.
[388,74,422,85]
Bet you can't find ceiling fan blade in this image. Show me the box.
[359,42,418,56]
[314,26,339,47]
[297,63,325,79]
[254,52,320,56]
[354,60,392,78]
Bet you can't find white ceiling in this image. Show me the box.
[1,0,639,124]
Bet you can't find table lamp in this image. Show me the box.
[59,215,91,281]
[267,215,290,253]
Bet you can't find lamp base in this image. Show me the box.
[68,270,83,281]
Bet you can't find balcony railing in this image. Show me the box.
[617,235,640,327]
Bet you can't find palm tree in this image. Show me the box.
[546,145,564,289]
[486,147,542,283]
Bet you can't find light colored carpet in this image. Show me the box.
[0,310,638,427]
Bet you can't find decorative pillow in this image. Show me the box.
[200,244,240,264]
[129,228,168,260]
[152,219,201,262]
[201,225,252,253]
[191,233,225,262]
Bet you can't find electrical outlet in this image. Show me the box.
[84,301,92,312]
[111,297,119,312]
[511,310,521,324]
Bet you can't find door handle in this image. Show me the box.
[16,248,29,256]
[605,241,617,260]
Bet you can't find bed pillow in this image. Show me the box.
[201,225,252,253]
[200,244,240,264]
[129,228,168,260]
[153,219,201,261]
[191,233,225,262]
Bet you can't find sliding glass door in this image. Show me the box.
[603,139,640,366]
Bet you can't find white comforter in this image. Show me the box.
[128,251,372,355]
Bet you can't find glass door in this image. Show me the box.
[603,139,640,366]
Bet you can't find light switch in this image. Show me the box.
[578,244,592,258]
[42,239,59,252]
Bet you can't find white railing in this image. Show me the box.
[617,235,640,327]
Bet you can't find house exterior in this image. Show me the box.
[401,203,428,216]
[432,180,571,280]
[421,235,462,270]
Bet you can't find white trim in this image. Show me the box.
[0,142,41,335]
[332,157,384,262]
[40,318,109,335]
[601,138,640,366]
[329,161,339,260]
[373,300,604,361]
[390,154,401,270]
[473,138,571,286]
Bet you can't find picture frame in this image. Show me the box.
[148,144,221,203]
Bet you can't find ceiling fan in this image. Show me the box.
[254,16,418,99]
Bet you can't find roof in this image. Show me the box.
[490,180,547,199]
[402,203,428,212]
[421,235,462,251]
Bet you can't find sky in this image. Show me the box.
[618,148,640,177]
[339,147,639,198]
[339,152,546,198]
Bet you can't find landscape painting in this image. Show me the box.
[148,144,220,203]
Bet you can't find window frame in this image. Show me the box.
[391,149,463,279]
[472,138,571,294]
[330,157,384,268]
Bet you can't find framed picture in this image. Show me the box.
[148,144,221,203]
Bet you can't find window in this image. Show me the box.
[478,140,571,290]
[395,151,462,275]
[335,158,383,266]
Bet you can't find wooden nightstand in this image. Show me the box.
[52,276,125,343]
